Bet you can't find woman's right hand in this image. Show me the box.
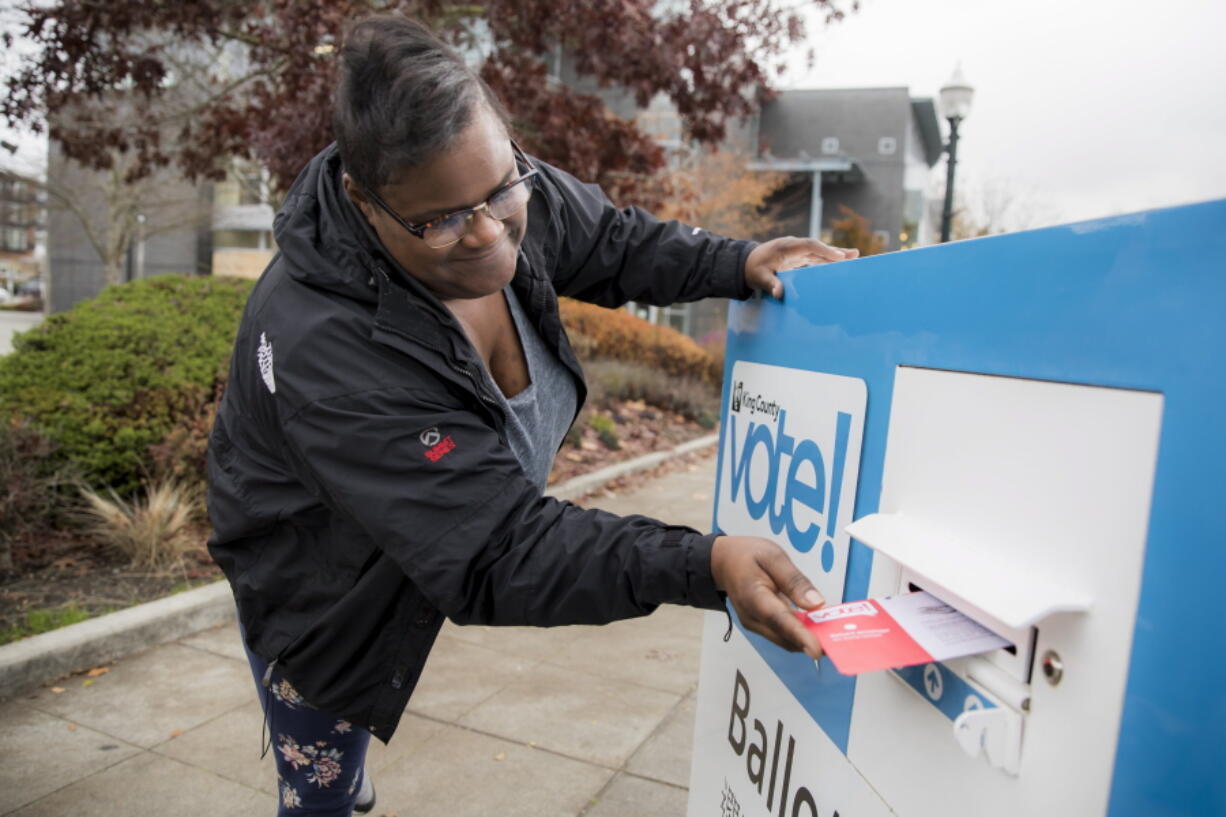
[710,535,825,659]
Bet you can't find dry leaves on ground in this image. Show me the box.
[548,399,713,487]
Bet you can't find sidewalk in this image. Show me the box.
[0,309,43,356]
[0,455,720,817]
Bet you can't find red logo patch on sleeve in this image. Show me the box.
[423,435,456,462]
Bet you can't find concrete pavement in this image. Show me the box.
[0,454,721,817]
[0,309,43,356]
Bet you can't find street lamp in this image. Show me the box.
[135,213,147,281]
[939,64,975,242]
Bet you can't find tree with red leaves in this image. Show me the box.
[3,0,852,209]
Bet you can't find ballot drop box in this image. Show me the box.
[686,200,1225,817]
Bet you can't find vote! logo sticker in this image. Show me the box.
[715,362,866,606]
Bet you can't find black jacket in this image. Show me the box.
[207,144,755,740]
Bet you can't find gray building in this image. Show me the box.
[41,39,272,312]
[558,48,946,251]
[551,38,946,337]
[43,148,282,311]
[618,87,944,341]
[755,87,944,251]
[45,140,213,313]
[0,169,44,290]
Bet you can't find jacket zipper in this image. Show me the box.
[446,359,502,417]
[372,265,508,432]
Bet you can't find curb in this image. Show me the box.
[0,433,719,700]
[548,433,718,501]
[0,581,234,701]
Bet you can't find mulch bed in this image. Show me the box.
[1,404,717,641]
[547,398,713,486]
[0,527,220,640]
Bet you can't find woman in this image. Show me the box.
[208,15,855,816]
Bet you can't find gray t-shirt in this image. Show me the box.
[474,286,578,491]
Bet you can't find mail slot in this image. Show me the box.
[898,575,1034,682]
[846,365,1162,784]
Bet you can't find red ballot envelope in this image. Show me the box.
[795,591,1011,675]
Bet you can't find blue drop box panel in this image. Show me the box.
[711,199,1225,817]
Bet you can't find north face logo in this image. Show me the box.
[419,427,441,447]
[257,332,275,394]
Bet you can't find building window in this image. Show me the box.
[542,41,563,80]
[661,304,690,335]
[238,166,268,206]
[821,137,840,155]
[214,225,274,247]
[626,301,691,336]
[878,136,897,155]
[3,227,27,252]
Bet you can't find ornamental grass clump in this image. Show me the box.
[79,478,201,570]
[584,359,719,427]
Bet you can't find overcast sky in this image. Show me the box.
[788,0,1226,228]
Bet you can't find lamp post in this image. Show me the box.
[939,65,975,242]
[135,213,147,280]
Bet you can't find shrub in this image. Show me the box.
[0,418,77,571]
[559,298,722,384]
[79,478,202,570]
[588,413,620,450]
[148,376,226,490]
[830,204,887,257]
[583,359,719,427]
[697,329,727,383]
[0,275,253,494]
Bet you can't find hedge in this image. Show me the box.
[0,275,254,493]
[558,298,721,384]
[0,281,716,493]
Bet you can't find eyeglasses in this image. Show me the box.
[362,142,539,249]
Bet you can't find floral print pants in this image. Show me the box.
[244,643,372,816]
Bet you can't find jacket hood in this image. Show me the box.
[271,142,500,369]
[273,143,389,304]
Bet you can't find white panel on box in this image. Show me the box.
[715,361,867,605]
[847,366,1163,817]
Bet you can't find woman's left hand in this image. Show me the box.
[744,237,859,299]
